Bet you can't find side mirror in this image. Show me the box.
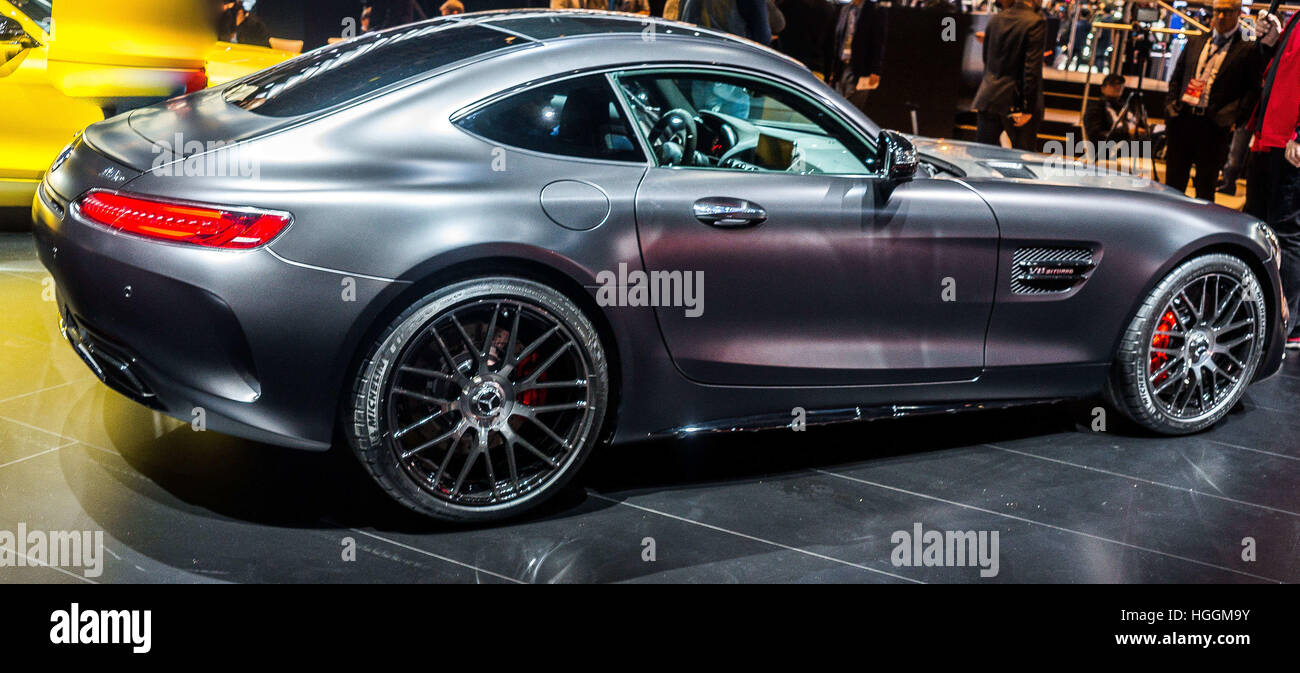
[0,17,26,41]
[878,130,918,182]
[0,17,37,69]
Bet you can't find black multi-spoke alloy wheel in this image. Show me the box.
[348,278,609,521]
[1108,254,1266,434]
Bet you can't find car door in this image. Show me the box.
[616,68,1000,386]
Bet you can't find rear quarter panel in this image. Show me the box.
[113,49,656,443]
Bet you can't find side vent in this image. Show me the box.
[1011,247,1096,294]
[978,160,1037,179]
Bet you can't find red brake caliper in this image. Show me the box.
[517,352,548,407]
[1150,309,1179,385]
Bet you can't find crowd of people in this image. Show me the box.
[295,0,893,98]
[543,0,893,100]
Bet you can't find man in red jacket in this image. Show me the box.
[1245,10,1300,347]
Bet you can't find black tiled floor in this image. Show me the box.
[0,232,1296,583]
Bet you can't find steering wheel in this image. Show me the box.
[647,108,698,166]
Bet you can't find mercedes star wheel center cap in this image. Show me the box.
[472,384,503,417]
[463,378,511,427]
[1188,331,1211,365]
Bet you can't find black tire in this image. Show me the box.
[346,277,610,522]
[1107,253,1266,434]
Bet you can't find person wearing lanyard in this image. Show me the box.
[1162,0,1262,201]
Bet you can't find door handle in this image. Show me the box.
[692,197,767,227]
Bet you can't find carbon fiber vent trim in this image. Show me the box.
[1011,247,1096,294]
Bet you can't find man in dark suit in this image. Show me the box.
[218,1,272,47]
[825,0,887,101]
[1163,0,1261,201]
[369,0,426,30]
[679,0,772,44]
[972,0,1046,151]
[774,0,839,75]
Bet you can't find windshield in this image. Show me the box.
[11,0,52,32]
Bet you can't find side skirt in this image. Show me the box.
[649,399,1067,440]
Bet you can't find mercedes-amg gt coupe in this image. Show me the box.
[31,11,1286,521]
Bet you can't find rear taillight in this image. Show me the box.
[184,67,208,93]
[77,190,290,250]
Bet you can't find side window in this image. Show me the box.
[614,71,879,175]
[456,75,645,163]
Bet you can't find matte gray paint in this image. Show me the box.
[540,180,611,231]
[31,11,1285,450]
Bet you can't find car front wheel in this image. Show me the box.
[1108,253,1267,434]
[346,277,609,522]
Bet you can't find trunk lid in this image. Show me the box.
[43,133,142,205]
[73,87,291,173]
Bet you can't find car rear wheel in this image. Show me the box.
[1108,253,1266,434]
[346,277,609,522]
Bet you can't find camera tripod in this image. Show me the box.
[1105,22,1159,180]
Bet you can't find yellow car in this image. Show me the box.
[0,0,292,206]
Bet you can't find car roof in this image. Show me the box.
[219,9,812,120]
[413,9,802,67]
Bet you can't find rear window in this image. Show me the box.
[224,22,531,117]
[456,75,645,163]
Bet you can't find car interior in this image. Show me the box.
[614,72,879,175]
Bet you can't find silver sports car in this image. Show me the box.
[31,11,1286,521]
